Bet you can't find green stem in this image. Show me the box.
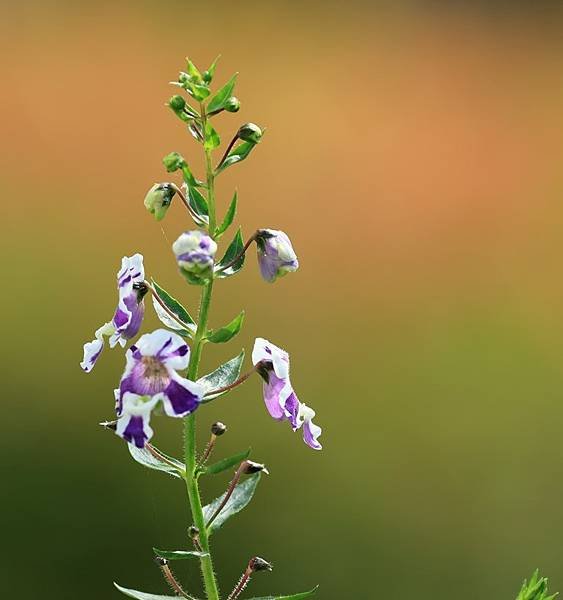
[185,282,219,600]
[201,103,217,235]
[183,104,220,600]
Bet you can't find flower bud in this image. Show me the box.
[255,229,299,283]
[248,557,273,572]
[154,556,168,567]
[242,460,269,475]
[237,122,263,144]
[162,151,186,173]
[225,97,241,112]
[144,183,176,221]
[202,70,213,83]
[211,421,227,436]
[188,525,200,538]
[169,94,186,111]
[172,230,218,282]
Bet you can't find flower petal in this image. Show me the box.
[80,338,104,373]
[160,372,203,417]
[252,337,289,379]
[262,372,289,421]
[134,329,190,369]
[116,393,158,448]
[298,404,322,450]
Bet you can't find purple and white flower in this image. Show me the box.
[255,229,299,283]
[172,230,217,281]
[252,337,322,450]
[117,329,204,422]
[81,254,147,373]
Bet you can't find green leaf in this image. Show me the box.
[203,472,261,534]
[206,310,244,344]
[214,228,245,278]
[216,140,257,174]
[517,570,558,600]
[216,191,237,237]
[206,55,221,80]
[207,73,237,114]
[204,121,221,151]
[198,350,245,401]
[114,583,177,600]
[151,296,194,338]
[153,548,208,560]
[246,588,319,600]
[151,280,196,331]
[186,58,202,80]
[186,183,209,227]
[127,444,185,479]
[203,449,251,475]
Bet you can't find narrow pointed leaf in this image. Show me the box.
[204,121,221,151]
[214,228,245,278]
[198,350,245,401]
[203,449,251,475]
[185,183,209,226]
[207,73,237,113]
[114,583,177,600]
[207,55,221,80]
[246,588,319,600]
[216,141,256,174]
[153,548,208,560]
[128,444,185,479]
[151,280,196,327]
[152,296,194,338]
[206,310,244,344]
[203,472,261,533]
[216,191,238,237]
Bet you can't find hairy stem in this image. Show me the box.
[183,105,220,599]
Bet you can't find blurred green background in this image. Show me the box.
[3,1,563,598]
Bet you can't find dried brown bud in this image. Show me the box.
[249,556,273,572]
[211,421,227,436]
[242,460,269,475]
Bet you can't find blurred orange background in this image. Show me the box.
[3,1,563,598]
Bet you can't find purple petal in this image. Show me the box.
[162,377,202,416]
[118,415,150,448]
[263,371,288,420]
[284,391,300,430]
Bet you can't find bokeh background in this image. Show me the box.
[3,1,563,598]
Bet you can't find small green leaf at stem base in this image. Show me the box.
[153,548,209,560]
[128,444,185,479]
[216,140,257,174]
[114,583,178,600]
[202,449,251,475]
[206,310,244,344]
[203,472,262,534]
[198,350,245,401]
[207,73,238,114]
[216,190,238,238]
[246,588,319,600]
[214,228,245,278]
